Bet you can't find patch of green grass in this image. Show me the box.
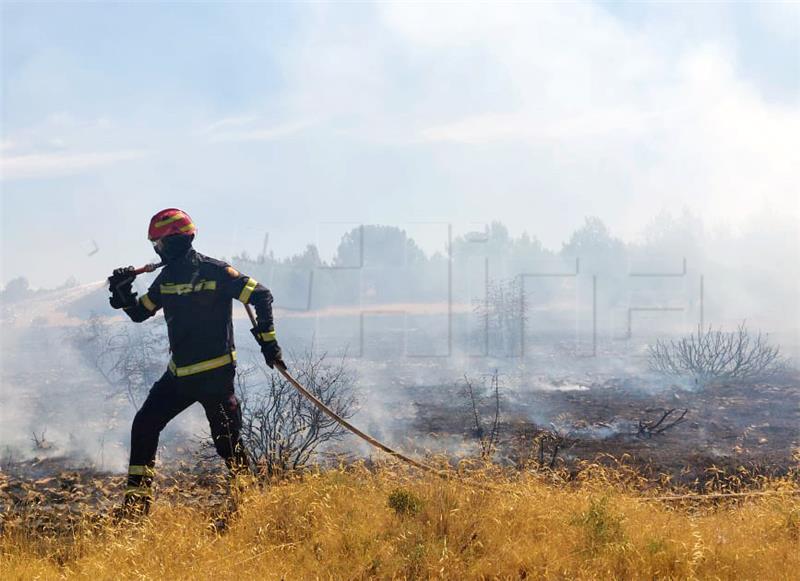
[388,487,423,517]
[646,538,667,554]
[572,496,626,553]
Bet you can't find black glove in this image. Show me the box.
[251,325,283,369]
[108,266,137,309]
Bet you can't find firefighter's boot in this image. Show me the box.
[121,465,155,518]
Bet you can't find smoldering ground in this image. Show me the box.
[1,214,798,483]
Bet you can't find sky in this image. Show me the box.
[1,1,799,288]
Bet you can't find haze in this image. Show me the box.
[2,2,798,290]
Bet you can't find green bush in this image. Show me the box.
[388,488,422,516]
[572,497,626,553]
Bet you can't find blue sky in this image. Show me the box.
[1,1,798,288]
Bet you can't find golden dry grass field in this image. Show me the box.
[2,463,799,580]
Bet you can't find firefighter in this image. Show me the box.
[108,208,282,514]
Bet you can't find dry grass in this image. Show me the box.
[2,463,799,580]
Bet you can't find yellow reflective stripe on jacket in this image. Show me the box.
[128,465,156,477]
[238,277,258,303]
[168,351,236,377]
[160,280,217,295]
[140,293,157,312]
[258,330,277,342]
[154,213,186,228]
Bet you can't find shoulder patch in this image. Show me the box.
[226,266,240,278]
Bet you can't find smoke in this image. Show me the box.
[0,210,796,472]
[0,325,128,470]
[0,316,214,472]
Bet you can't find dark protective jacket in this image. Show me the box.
[122,249,273,376]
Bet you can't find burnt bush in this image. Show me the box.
[648,322,788,384]
[237,349,358,477]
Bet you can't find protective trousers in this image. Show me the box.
[124,364,249,505]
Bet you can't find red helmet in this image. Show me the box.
[148,208,197,241]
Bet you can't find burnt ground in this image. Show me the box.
[3,308,798,545]
[2,356,798,539]
[3,370,798,540]
[411,374,800,486]
[0,456,234,538]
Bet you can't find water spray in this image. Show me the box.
[107,260,443,475]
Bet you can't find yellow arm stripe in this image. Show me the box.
[168,351,237,377]
[154,213,185,228]
[258,330,277,342]
[140,293,157,312]
[238,277,258,304]
[128,465,156,477]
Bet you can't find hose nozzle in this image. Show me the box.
[133,262,164,276]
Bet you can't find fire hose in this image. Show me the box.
[124,261,443,476]
[242,302,442,475]
[120,263,800,501]
[241,334,800,501]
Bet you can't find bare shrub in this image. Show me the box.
[460,370,502,461]
[238,349,358,477]
[648,322,788,383]
[509,421,576,470]
[75,314,167,408]
[31,429,53,451]
[0,446,16,471]
[636,408,688,439]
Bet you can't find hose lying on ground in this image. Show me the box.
[243,303,446,477]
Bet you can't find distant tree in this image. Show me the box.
[561,217,627,305]
[283,244,323,268]
[330,225,427,304]
[630,209,705,279]
[334,225,426,268]
[1,277,33,303]
[562,217,625,266]
[640,208,704,254]
[473,277,529,356]
[453,221,512,259]
[511,231,547,261]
